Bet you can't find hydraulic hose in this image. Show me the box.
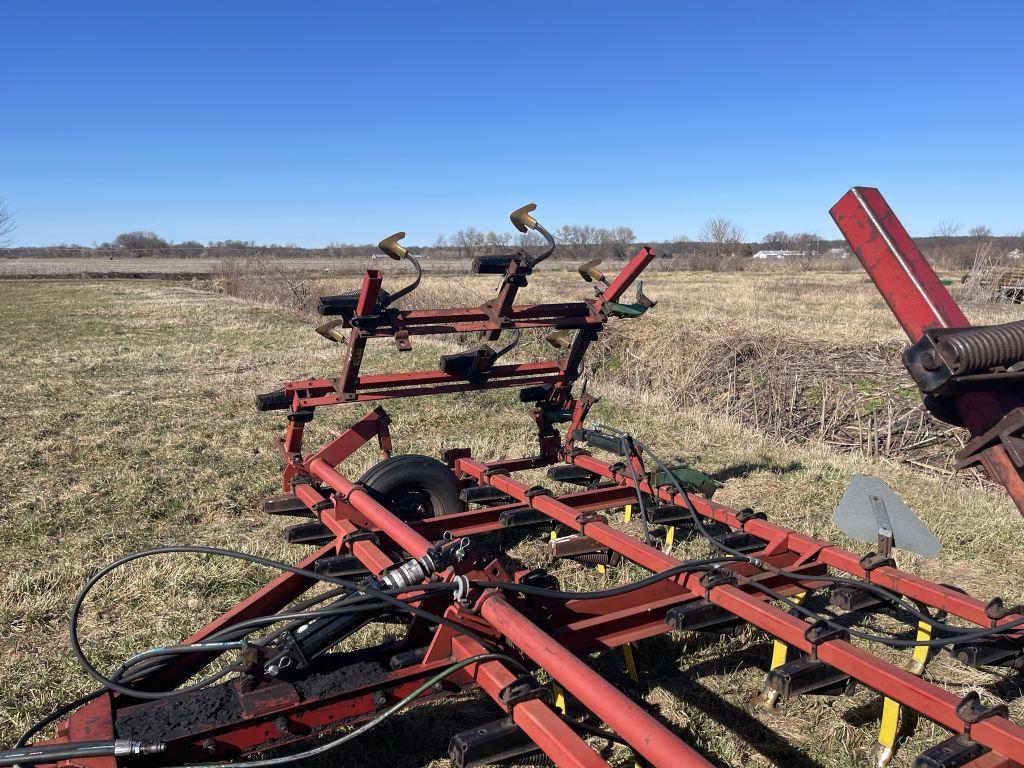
[0,740,164,767]
[591,424,1024,647]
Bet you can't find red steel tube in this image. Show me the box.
[602,247,656,303]
[308,458,433,558]
[829,187,968,341]
[569,452,1023,631]
[479,596,713,768]
[464,454,1024,759]
[451,635,609,768]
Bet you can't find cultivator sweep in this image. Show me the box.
[6,190,1024,768]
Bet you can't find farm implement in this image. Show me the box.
[5,191,1024,768]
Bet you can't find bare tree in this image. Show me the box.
[113,231,172,257]
[606,226,636,259]
[484,230,512,249]
[700,217,745,258]
[0,199,14,246]
[556,224,598,261]
[516,229,545,249]
[761,231,792,250]
[792,232,821,257]
[933,220,961,238]
[969,225,993,239]
[451,227,486,260]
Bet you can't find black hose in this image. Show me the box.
[622,437,653,546]
[596,425,1024,647]
[0,740,162,767]
[68,546,486,700]
[164,653,530,768]
[14,691,104,751]
[476,557,738,600]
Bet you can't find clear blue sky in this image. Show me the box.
[3,2,1022,247]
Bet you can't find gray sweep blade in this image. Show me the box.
[832,474,941,558]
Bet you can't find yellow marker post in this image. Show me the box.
[624,504,632,523]
[622,643,640,687]
[770,591,807,670]
[761,591,807,709]
[551,682,566,715]
[875,620,932,767]
[663,525,676,554]
[621,643,643,768]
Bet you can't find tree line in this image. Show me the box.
[0,196,1020,268]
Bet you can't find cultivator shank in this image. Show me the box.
[11,195,1024,768]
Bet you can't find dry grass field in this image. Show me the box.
[1,267,1022,768]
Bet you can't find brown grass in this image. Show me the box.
[1,271,1022,768]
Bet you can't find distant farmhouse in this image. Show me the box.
[752,247,850,260]
[752,249,803,260]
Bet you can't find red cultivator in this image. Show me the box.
[7,191,1024,768]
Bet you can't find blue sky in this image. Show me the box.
[2,2,1022,247]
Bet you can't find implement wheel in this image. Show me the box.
[357,454,464,521]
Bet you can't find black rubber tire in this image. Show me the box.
[357,454,464,521]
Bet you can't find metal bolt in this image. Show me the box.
[275,716,292,736]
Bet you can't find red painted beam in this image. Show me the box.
[830,187,968,341]
[601,247,656,304]
[568,452,1024,632]
[451,635,609,768]
[479,596,713,768]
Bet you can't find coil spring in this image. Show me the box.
[935,320,1024,375]
[513,753,554,767]
[570,552,612,566]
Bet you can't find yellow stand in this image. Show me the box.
[663,525,676,554]
[624,504,632,523]
[761,591,807,709]
[621,643,643,768]
[875,621,932,767]
[770,591,807,670]
[550,682,566,715]
[622,643,640,688]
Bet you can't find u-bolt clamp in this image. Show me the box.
[452,575,472,607]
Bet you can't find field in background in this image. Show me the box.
[0,253,863,280]
[0,270,1022,768]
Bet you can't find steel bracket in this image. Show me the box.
[498,675,551,708]
[956,691,1009,740]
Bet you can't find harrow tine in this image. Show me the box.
[874,620,934,768]
[760,590,809,709]
[261,495,314,517]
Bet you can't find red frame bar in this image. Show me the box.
[457,454,1024,761]
[830,187,968,340]
[479,596,713,768]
